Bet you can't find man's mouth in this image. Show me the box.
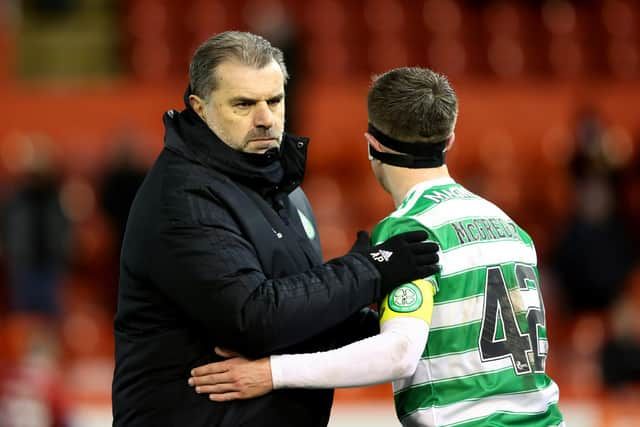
[248,138,279,148]
[246,138,280,153]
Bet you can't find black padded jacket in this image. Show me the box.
[111,107,381,427]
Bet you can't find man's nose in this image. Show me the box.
[253,101,273,128]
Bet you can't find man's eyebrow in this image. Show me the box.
[229,93,284,104]
[230,96,258,104]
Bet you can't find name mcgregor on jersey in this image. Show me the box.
[450,217,519,244]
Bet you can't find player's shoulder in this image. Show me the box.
[372,179,469,244]
[372,215,430,245]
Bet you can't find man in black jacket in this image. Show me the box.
[112,31,439,427]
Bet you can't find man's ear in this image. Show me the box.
[444,133,456,152]
[189,94,207,121]
[364,132,384,152]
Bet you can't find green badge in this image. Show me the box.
[388,283,423,313]
[297,209,316,240]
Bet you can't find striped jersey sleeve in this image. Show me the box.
[371,178,564,427]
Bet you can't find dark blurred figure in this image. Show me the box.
[550,108,640,391]
[551,108,635,313]
[23,0,76,16]
[99,137,147,245]
[619,134,640,253]
[600,135,640,389]
[0,138,70,317]
[601,336,640,388]
[98,136,146,311]
[600,272,640,388]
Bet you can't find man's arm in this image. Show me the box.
[150,218,377,358]
[148,196,438,359]
[187,317,428,400]
[272,316,428,388]
[188,279,436,399]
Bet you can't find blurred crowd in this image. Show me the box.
[0,131,147,426]
[543,107,640,395]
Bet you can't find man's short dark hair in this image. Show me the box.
[367,67,458,143]
[189,31,289,100]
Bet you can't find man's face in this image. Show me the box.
[195,60,285,154]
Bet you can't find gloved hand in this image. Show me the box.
[350,230,440,298]
[349,230,371,255]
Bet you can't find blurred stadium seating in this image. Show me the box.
[0,0,639,425]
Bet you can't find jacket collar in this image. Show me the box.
[162,106,309,197]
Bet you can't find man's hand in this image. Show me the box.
[350,230,440,297]
[188,347,273,402]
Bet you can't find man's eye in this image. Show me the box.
[235,102,250,108]
[268,98,282,106]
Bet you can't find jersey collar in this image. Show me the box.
[401,177,456,203]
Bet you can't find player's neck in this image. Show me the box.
[386,165,450,207]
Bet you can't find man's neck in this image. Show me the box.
[385,165,451,207]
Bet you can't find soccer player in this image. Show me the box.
[188,67,565,427]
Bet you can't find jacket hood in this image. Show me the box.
[162,95,309,197]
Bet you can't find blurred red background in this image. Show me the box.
[0,1,639,426]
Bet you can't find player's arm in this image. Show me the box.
[188,279,436,400]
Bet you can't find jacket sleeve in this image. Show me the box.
[333,307,380,347]
[149,203,381,359]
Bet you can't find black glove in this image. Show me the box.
[349,230,371,254]
[351,230,440,298]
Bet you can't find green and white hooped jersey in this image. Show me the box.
[371,178,564,427]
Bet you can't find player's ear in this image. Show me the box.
[364,132,384,152]
[444,133,455,152]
